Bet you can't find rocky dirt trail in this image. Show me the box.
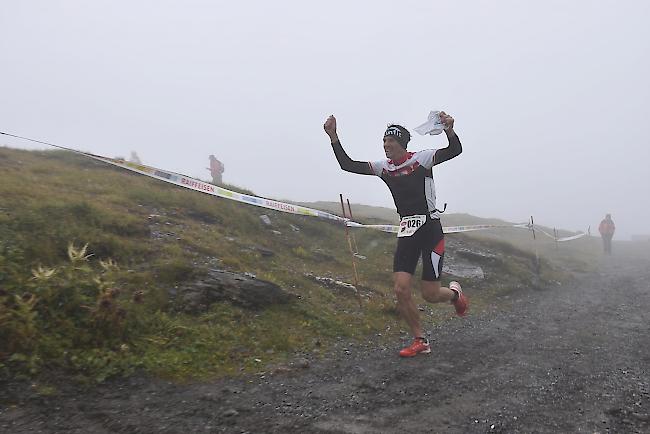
[2,254,649,434]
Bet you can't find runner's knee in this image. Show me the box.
[394,282,412,300]
[393,272,412,300]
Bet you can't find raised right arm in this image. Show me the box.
[324,115,374,176]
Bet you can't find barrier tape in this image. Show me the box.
[533,225,587,242]
[0,130,588,241]
[346,221,531,234]
[82,153,531,235]
[89,155,350,223]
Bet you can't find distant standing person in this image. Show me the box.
[129,151,142,164]
[324,112,468,358]
[599,214,616,255]
[207,155,224,185]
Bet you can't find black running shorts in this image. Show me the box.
[393,217,445,281]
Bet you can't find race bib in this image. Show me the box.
[397,215,427,238]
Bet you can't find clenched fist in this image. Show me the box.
[324,115,338,141]
[439,111,454,130]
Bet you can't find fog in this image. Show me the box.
[1,1,649,239]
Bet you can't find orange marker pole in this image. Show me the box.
[346,198,360,254]
[340,194,362,307]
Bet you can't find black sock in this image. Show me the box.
[450,289,459,302]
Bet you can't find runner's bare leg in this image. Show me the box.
[420,281,455,303]
[394,271,424,338]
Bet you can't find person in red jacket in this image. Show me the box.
[207,155,224,185]
[598,214,616,255]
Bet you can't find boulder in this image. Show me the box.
[175,269,297,313]
[456,248,501,265]
[256,247,275,258]
[443,263,485,279]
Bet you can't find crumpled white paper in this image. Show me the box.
[414,110,446,136]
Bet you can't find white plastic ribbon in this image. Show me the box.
[346,221,530,235]
[533,226,588,242]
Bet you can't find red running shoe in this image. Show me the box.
[399,338,431,357]
[450,281,468,317]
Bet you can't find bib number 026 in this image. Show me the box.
[397,215,427,238]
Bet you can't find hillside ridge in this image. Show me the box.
[0,146,587,383]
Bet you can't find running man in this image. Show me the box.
[324,113,468,357]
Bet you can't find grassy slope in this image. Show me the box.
[0,146,593,383]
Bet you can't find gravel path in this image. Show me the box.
[2,255,649,433]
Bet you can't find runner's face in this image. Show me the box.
[383,136,405,160]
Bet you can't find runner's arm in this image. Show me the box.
[433,129,462,166]
[330,139,374,175]
[324,115,374,175]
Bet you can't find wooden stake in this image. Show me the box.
[340,194,362,307]
[346,198,360,254]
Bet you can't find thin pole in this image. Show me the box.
[530,216,536,240]
[340,194,362,307]
[554,228,559,250]
[531,216,540,275]
[346,198,360,254]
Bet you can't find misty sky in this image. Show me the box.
[1,1,649,239]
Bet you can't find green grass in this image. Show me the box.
[0,146,598,384]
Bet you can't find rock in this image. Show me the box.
[443,263,485,279]
[304,273,357,296]
[312,249,336,262]
[457,248,500,264]
[175,269,298,312]
[292,358,310,369]
[260,215,272,226]
[272,365,292,374]
[256,247,275,258]
[222,409,239,417]
[187,209,222,224]
[200,393,219,402]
